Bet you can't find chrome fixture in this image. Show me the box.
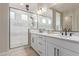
[26,5,29,11]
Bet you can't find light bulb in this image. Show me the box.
[42,8,47,12]
[37,10,42,14]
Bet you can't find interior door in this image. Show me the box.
[10,8,28,48]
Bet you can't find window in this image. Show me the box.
[46,18,52,29]
[56,12,61,31]
[10,11,15,19]
[34,19,37,22]
[48,19,51,24]
[42,19,46,23]
[21,14,28,21]
[32,14,37,22]
[38,15,52,30]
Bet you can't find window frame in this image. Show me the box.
[55,10,62,31]
[38,15,52,30]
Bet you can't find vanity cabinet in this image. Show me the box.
[31,34,38,51]
[46,41,57,56]
[46,37,79,56]
[37,36,46,56]
[46,39,79,56]
[31,33,79,56]
[31,34,46,56]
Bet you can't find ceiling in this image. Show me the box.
[9,3,53,12]
[9,3,53,18]
[52,3,79,12]
[9,3,79,12]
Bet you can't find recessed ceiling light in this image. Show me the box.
[54,3,57,4]
[53,3,57,5]
[20,3,23,6]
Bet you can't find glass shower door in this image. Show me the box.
[10,8,28,48]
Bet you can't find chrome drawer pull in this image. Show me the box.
[54,48,56,56]
[57,49,59,56]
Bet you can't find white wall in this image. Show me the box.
[0,4,9,53]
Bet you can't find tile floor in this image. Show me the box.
[10,48,39,56]
[0,47,39,56]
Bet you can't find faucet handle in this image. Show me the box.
[61,32,64,35]
[70,32,73,36]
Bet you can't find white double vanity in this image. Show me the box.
[30,30,79,56]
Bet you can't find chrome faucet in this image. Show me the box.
[61,28,72,36]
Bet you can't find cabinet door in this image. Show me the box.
[59,47,79,56]
[46,41,56,56]
[31,36,35,48]
[36,35,46,56]
[31,34,38,51]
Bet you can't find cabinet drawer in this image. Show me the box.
[38,35,46,41]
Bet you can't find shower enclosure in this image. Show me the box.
[10,8,29,48]
[10,7,52,48]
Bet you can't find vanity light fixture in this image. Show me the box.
[37,7,47,14]
[37,8,42,14]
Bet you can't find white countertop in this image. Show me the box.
[31,31,79,43]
